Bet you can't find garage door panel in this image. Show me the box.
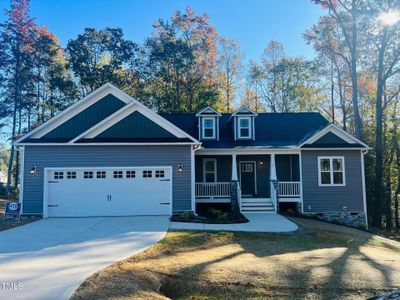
[46,167,172,217]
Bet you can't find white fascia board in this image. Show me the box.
[14,83,133,144]
[16,142,199,146]
[298,124,370,149]
[300,147,370,151]
[197,148,301,155]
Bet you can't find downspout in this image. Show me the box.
[361,149,369,229]
[192,144,201,215]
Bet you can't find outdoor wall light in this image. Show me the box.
[259,160,264,165]
[178,164,184,173]
[30,166,37,175]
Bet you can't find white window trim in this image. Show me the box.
[203,158,217,182]
[202,117,216,139]
[318,156,346,186]
[238,117,252,139]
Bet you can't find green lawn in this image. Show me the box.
[72,217,400,300]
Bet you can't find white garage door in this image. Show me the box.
[45,167,172,217]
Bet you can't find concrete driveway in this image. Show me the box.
[0,216,170,300]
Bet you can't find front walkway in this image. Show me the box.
[170,213,298,232]
[0,216,169,300]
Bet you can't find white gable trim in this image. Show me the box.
[14,83,133,144]
[195,107,221,117]
[230,106,258,117]
[299,124,370,148]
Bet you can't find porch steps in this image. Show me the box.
[240,199,275,212]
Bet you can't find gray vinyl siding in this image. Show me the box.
[301,150,364,212]
[22,145,192,215]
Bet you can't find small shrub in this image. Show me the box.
[331,218,342,225]
[217,212,229,223]
[182,211,194,220]
[285,208,297,216]
[357,223,367,230]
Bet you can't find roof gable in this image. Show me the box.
[195,107,221,116]
[96,111,175,139]
[40,94,125,140]
[15,83,199,145]
[299,124,369,149]
[312,132,348,145]
[231,106,257,117]
[73,102,199,144]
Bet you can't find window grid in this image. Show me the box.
[202,117,215,139]
[238,117,251,138]
[143,170,152,178]
[155,170,165,178]
[84,171,93,179]
[54,172,64,180]
[203,159,217,182]
[96,171,106,179]
[126,170,136,178]
[318,157,345,186]
[113,171,123,179]
[67,171,76,179]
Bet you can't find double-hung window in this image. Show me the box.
[203,159,217,182]
[202,118,215,139]
[318,157,345,186]
[238,117,251,138]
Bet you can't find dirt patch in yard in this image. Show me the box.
[72,217,400,300]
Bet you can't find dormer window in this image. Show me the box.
[231,106,257,140]
[238,117,251,138]
[196,107,221,141]
[202,118,215,139]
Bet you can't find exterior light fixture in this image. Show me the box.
[178,164,184,173]
[30,166,37,174]
[259,160,264,165]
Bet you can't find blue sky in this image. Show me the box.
[0,0,324,62]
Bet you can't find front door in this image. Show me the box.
[240,162,256,197]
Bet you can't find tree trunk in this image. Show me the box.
[373,28,388,228]
[14,108,22,189]
[350,20,362,139]
[6,51,20,196]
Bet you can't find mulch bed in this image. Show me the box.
[171,210,248,224]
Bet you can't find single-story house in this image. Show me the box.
[14,83,370,226]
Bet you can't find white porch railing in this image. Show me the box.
[195,182,231,198]
[278,181,301,197]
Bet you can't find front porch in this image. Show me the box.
[195,153,302,212]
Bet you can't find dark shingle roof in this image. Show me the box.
[161,112,330,148]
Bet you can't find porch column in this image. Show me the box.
[270,154,278,212]
[270,154,277,181]
[230,154,240,213]
[231,154,238,181]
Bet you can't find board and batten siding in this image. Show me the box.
[22,145,192,215]
[301,150,364,212]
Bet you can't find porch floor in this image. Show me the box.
[169,213,298,233]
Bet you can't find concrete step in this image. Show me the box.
[240,198,272,203]
[242,206,275,211]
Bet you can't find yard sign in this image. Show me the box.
[3,202,21,222]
